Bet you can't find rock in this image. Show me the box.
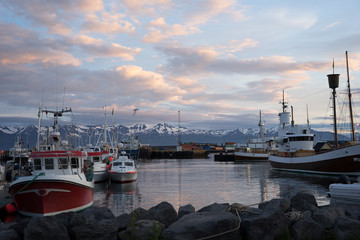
[119,220,164,240]
[114,213,132,231]
[71,218,118,240]
[198,202,229,213]
[289,192,318,212]
[9,218,30,240]
[0,229,19,240]
[81,206,115,221]
[241,208,290,240]
[259,198,290,213]
[333,216,360,239]
[131,207,147,221]
[312,206,345,228]
[178,204,195,219]
[24,216,71,240]
[342,204,360,220]
[70,206,114,228]
[290,210,331,240]
[141,201,177,227]
[163,210,240,240]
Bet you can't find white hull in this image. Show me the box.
[329,183,360,202]
[109,172,137,183]
[93,163,108,183]
[94,171,107,182]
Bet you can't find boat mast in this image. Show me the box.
[258,110,266,140]
[346,51,356,142]
[281,90,288,129]
[327,69,340,148]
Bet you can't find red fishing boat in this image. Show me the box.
[9,108,94,217]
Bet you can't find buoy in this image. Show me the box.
[5,203,17,214]
[109,156,113,162]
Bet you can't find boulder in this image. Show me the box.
[163,210,240,240]
[289,192,318,212]
[258,198,290,213]
[0,228,19,240]
[290,210,330,240]
[24,216,70,240]
[333,216,360,239]
[341,204,360,220]
[70,206,114,228]
[114,213,132,231]
[312,206,345,228]
[178,204,195,219]
[141,201,177,227]
[198,203,229,213]
[241,208,290,240]
[118,220,164,240]
[9,218,30,240]
[71,218,118,240]
[131,207,147,221]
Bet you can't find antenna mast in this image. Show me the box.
[327,70,340,148]
[178,111,181,147]
[346,51,356,142]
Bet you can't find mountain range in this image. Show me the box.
[0,122,349,150]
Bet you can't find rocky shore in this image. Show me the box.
[0,192,360,240]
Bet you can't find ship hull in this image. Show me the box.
[108,172,137,183]
[9,176,94,217]
[269,145,360,177]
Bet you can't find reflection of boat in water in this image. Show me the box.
[108,152,137,183]
[235,111,275,161]
[9,108,94,217]
[108,181,136,194]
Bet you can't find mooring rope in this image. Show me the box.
[196,208,241,240]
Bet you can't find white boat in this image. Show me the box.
[85,146,108,183]
[269,54,360,177]
[84,107,119,183]
[5,137,30,182]
[108,152,137,183]
[9,108,94,217]
[235,110,276,161]
[329,183,360,202]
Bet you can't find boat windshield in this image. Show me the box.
[113,162,123,166]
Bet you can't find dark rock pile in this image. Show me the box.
[0,192,360,240]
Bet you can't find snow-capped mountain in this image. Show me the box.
[0,122,343,150]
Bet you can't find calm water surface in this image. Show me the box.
[94,158,337,216]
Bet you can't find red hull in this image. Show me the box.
[9,180,93,217]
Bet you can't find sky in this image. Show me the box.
[1,0,360,132]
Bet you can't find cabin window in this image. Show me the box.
[45,158,54,170]
[58,158,68,169]
[93,156,100,162]
[71,158,79,168]
[113,162,122,166]
[125,162,133,167]
[34,158,42,170]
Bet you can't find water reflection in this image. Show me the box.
[93,181,141,216]
[93,159,338,215]
[268,170,336,206]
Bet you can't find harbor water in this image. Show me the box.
[94,158,337,216]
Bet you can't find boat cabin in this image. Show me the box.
[29,151,88,176]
